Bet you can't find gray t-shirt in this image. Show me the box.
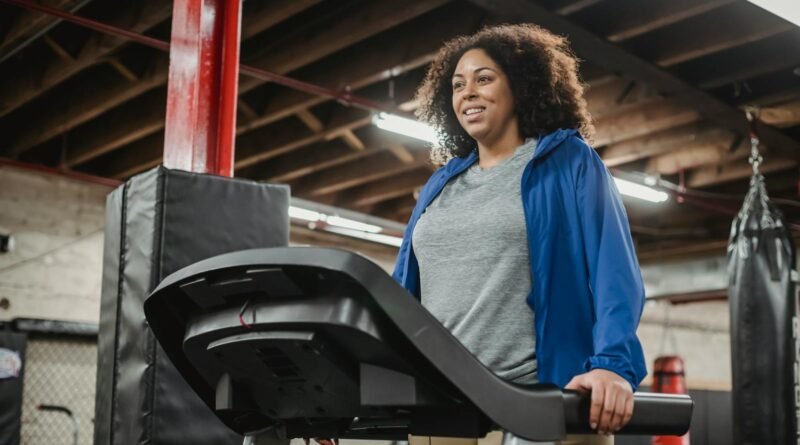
[412,139,538,385]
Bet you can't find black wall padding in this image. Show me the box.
[0,330,26,445]
[94,166,289,445]
[728,175,799,445]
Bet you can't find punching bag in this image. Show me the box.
[727,120,799,445]
[652,356,689,445]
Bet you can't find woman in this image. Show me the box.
[392,24,647,444]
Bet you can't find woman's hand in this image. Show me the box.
[564,369,633,435]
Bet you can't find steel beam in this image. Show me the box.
[162,0,242,176]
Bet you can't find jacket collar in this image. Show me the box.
[441,128,579,178]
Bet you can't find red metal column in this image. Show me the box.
[163,0,242,177]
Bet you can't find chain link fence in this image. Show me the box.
[20,336,96,445]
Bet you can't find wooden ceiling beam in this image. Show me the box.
[761,99,800,128]
[3,0,334,159]
[554,0,604,16]
[602,123,729,167]
[65,88,167,166]
[339,130,366,151]
[292,149,428,198]
[103,131,163,179]
[691,32,800,89]
[240,140,359,183]
[236,3,483,135]
[0,0,86,60]
[295,109,325,133]
[0,0,171,120]
[339,167,431,207]
[235,108,373,170]
[241,0,321,39]
[257,125,426,183]
[644,5,795,67]
[4,52,169,157]
[645,135,743,175]
[593,100,701,147]
[106,58,139,82]
[688,157,797,188]
[42,33,74,62]
[370,194,417,221]
[465,0,800,159]
[602,0,734,42]
[236,0,451,97]
[584,78,659,119]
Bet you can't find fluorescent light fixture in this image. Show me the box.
[614,177,669,203]
[289,206,322,221]
[325,226,403,247]
[372,112,438,144]
[325,215,382,233]
[747,0,800,27]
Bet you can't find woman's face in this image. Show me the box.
[451,48,518,147]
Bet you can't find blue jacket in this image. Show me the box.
[392,129,647,390]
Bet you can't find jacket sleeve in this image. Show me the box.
[574,141,648,390]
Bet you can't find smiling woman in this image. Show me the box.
[414,24,594,166]
[392,24,647,445]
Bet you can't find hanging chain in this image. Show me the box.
[746,106,762,177]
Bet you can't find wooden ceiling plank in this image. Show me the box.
[237,0,452,96]
[464,0,800,159]
[338,130,366,151]
[602,123,729,167]
[253,140,362,183]
[5,53,169,157]
[593,100,702,147]
[387,143,416,164]
[236,3,482,135]
[555,0,604,16]
[761,99,800,128]
[341,168,431,207]
[644,136,742,175]
[0,0,85,59]
[604,0,734,42]
[42,34,74,62]
[688,157,797,188]
[370,194,417,221]
[696,33,800,89]
[242,0,322,39]
[235,108,373,170]
[104,131,164,179]
[107,58,139,82]
[2,0,331,159]
[295,109,324,133]
[65,88,167,166]
[0,0,171,119]
[296,151,426,198]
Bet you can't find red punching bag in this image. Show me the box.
[652,356,690,445]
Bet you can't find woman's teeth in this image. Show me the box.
[464,107,484,115]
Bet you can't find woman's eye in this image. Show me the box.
[453,82,464,90]
[478,76,491,83]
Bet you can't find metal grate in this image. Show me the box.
[20,337,96,445]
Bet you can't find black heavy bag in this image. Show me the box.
[727,165,799,444]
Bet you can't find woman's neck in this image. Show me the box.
[476,132,525,169]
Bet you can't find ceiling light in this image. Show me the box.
[288,206,322,222]
[324,226,403,247]
[324,215,382,233]
[747,0,800,27]
[372,112,438,144]
[614,177,669,203]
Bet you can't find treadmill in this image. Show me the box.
[144,247,692,443]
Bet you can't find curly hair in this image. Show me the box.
[415,24,595,165]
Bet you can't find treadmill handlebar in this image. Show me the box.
[144,247,693,441]
[563,391,692,436]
